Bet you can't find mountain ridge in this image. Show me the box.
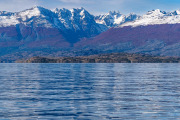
[2,6,180,28]
[1,6,180,61]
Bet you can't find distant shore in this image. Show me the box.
[16,53,180,63]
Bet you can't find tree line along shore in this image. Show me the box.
[15,53,180,63]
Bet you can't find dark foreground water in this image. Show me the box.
[0,63,180,120]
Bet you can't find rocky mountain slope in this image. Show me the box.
[76,24,180,56]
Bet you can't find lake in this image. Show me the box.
[0,63,180,120]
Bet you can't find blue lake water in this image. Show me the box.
[0,63,180,120]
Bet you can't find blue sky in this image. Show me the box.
[1,0,180,15]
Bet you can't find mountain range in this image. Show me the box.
[0,6,180,62]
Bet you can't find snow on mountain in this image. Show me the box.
[0,6,61,28]
[0,6,108,35]
[53,7,108,38]
[171,10,180,15]
[16,6,64,28]
[121,9,180,27]
[0,15,19,27]
[54,8,73,29]
[2,7,180,30]
[0,11,16,27]
[0,10,19,27]
[95,11,125,27]
[95,11,139,27]
[54,7,93,30]
[18,6,42,19]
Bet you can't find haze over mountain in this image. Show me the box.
[0,6,180,62]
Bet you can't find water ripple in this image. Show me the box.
[0,63,180,120]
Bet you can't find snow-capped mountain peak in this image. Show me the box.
[54,7,104,32]
[146,9,166,16]
[171,10,180,15]
[95,11,139,27]
[95,11,124,27]
[96,9,180,28]
[18,6,42,19]
[13,6,61,28]
[70,7,91,19]
[120,9,180,27]
[53,7,108,36]
[18,6,54,18]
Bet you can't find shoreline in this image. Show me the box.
[15,53,180,63]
